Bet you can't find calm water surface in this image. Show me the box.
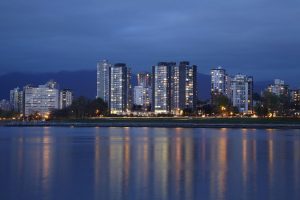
[0,127,300,200]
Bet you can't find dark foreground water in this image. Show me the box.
[0,127,300,200]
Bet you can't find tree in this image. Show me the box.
[229,106,240,115]
[50,108,73,119]
[278,94,290,116]
[253,92,262,102]
[27,112,43,121]
[71,96,89,118]
[254,103,268,117]
[201,104,213,115]
[259,91,288,117]
[0,109,19,118]
[86,98,108,117]
[211,94,231,115]
[132,104,143,112]
[50,97,109,119]
[182,108,194,116]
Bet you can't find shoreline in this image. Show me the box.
[2,121,300,129]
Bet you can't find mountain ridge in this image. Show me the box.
[0,70,271,101]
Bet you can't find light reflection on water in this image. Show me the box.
[0,127,300,200]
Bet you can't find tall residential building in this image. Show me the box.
[225,75,232,100]
[133,85,152,109]
[211,66,231,102]
[10,87,23,113]
[211,67,227,94]
[127,67,133,110]
[137,72,152,87]
[142,87,152,109]
[267,79,289,96]
[178,61,197,111]
[109,63,132,114]
[135,72,152,110]
[23,81,59,117]
[60,89,73,109]
[231,74,253,114]
[97,59,111,102]
[152,61,197,114]
[171,63,180,112]
[134,86,144,106]
[152,62,174,114]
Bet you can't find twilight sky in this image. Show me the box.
[1,0,300,83]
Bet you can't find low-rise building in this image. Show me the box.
[23,80,59,117]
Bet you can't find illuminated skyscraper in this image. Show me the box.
[135,72,152,110]
[211,67,226,94]
[133,85,152,110]
[152,61,197,114]
[177,61,197,111]
[210,66,231,103]
[109,63,132,114]
[152,62,174,114]
[97,59,111,102]
[134,86,144,106]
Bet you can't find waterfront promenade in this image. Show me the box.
[2,117,300,129]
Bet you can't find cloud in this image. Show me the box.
[0,0,300,84]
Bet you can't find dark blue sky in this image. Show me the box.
[1,0,300,84]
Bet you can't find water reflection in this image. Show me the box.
[0,127,300,200]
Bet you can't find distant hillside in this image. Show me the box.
[0,71,97,99]
[0,70,272,101]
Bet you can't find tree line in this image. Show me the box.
[254,91,296,117]
[50,97,108,119]
[198,91,299,117]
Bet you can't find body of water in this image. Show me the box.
[0,127,300,200]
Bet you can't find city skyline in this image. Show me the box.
[0,1,300,83]
[2,60,299,116]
